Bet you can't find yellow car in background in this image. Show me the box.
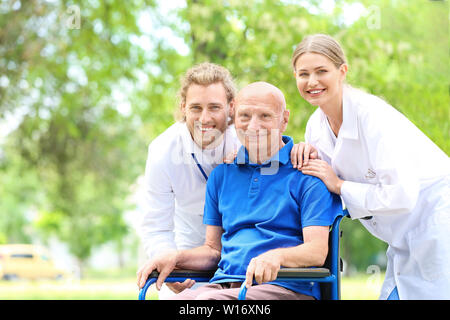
[0,244,68,280]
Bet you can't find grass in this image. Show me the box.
[341,274,383,300]
[0,278,141,300]
[0,274,381,300]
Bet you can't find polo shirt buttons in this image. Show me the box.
[249,168,261,196]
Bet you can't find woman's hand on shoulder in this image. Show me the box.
[301,159,343,195]
[291,142,319,169]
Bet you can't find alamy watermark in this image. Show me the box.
[63,5,81,30]
[366,264,382,294]
[365,5,381,30]
[169,125,282,175]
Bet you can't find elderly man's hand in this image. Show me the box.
[244,249,282,288]
[136,250,178,290]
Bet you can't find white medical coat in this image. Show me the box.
[139,122,240,260]
[305,86,450,299]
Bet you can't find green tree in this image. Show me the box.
[0,146,42,244]
[1,0,155,274]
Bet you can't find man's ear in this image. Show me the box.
[281,109,290,133]
[180,101,187,121]
[227,99,235,125]
[228,99,234,116]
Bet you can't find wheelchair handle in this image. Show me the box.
[238,283,248,300]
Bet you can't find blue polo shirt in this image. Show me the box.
[203,136,342,300]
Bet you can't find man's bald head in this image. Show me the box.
[235,81,286,114]
[234,81,290,165]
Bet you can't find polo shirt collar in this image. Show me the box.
[234,136,293,166]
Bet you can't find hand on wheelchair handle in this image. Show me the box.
[245,250,282,288]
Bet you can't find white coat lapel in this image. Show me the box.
[338,87,359,141]
[332,88,359,159]
[315,111,335,160]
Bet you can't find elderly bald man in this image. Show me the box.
[141,82,342,300]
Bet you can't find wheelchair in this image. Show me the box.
[139,209,348,300]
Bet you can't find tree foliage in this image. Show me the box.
[1,0,155,271]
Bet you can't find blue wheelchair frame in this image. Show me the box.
[139,210,348,300]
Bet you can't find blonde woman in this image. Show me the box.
[290,34,450,299]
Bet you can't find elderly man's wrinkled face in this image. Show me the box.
[234,82,289,164]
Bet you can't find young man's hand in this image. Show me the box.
[166,279,196,294]
[136,250,178,290]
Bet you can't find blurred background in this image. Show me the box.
[0,0,448,299]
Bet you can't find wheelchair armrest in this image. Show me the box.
[277,267,330,278]
[139,269,217,300]
[147,267,329,280]
[148,269,217,280]
[237,267,331,300]
[140,267,331,300]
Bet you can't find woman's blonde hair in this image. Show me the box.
[292,34,347,71]
[176,62,236,122]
